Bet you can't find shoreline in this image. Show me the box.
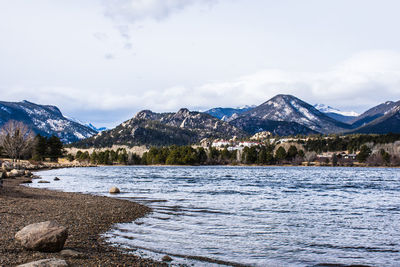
[0,175,165,266]
[96,163,400,168]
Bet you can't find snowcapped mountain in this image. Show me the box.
[353,108,400,134]
[314,104,359,124]
[233,94,351,134]
[314,104,359,117]
[350,100,400,128]
[0,100,97,143]
[204,105,255,121]
[66,116,107,132]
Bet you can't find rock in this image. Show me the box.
[17,258,68,267]
[25,170,32,176]
[162,255,173,262]
[60,249,83,258]
[15,221,68,252]
[10,169,25,176]
[31,175,41,179]
[109,186,120,194]
[2,162,12,171]
[21,180,32,184]
[38,180,50,183]
[54,177,60,181]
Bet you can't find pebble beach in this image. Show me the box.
[0,175,165,266]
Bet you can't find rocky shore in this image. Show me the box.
[0,173,166,266]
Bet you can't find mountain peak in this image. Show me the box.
[134,110,156,120]
[176,108,190,114]
[271,94,297,101]
[240,94,350,134]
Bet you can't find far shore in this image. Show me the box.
[0,175,166,266]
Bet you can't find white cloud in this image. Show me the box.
[102,0,217,23]
[2,50,400,127]
[101,0,218,48]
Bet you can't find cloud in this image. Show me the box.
[101,0,218,49]
[93,32,109,42]
[3,50,400,126]
[104,53,115,60]
[102,0,217,23]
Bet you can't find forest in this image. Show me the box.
[70,133,400,167]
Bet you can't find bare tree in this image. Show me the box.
[0,120,34,164]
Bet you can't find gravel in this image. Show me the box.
[0,176,166,267]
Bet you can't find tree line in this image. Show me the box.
[71,145,316,166]
[72,142,400,167]
[299,133,400,153]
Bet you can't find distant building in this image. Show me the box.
[212,140,231,147]
[239,141,260,147]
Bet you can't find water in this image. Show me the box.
[29,166,400,266]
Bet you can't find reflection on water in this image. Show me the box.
[31,166,400,266]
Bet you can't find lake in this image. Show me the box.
[30,166,400,266]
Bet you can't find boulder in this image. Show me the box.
[109,186,120,194]
[2,162,12,171]
[11,169,25,176]
[15,221,68,252]
[38,180,50,184]
[25,170,32,176]
[17,258,68,267]
[7,169,25,178]
[54,177,60,181]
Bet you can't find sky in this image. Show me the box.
[1,0,400,128]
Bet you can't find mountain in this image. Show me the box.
[232,94,351,134]
[230,116,318,136]
[350,101,400,128]
[74,108,247,147]
[66,116,107,133]
[86,123,107,133]
[314,104,358,124]
[204,106,254,121]
[350,105,400,134]
[0,100,97,143]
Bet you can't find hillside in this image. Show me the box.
[204,106,254,121]
[0,100,97,143]
[350,100,400,128]
[350,106,400,134]
[74,108,248,147]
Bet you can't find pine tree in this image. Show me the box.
[275,147,287,162]
[47,135,63,162]
[356,145,371,163]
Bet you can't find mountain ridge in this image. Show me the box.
[75,108,248,147]
[0,100,97,143]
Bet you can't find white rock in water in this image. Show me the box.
[109,186,120,194]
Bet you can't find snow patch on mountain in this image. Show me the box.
[65,116,107,132]
[314,104,359,117]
